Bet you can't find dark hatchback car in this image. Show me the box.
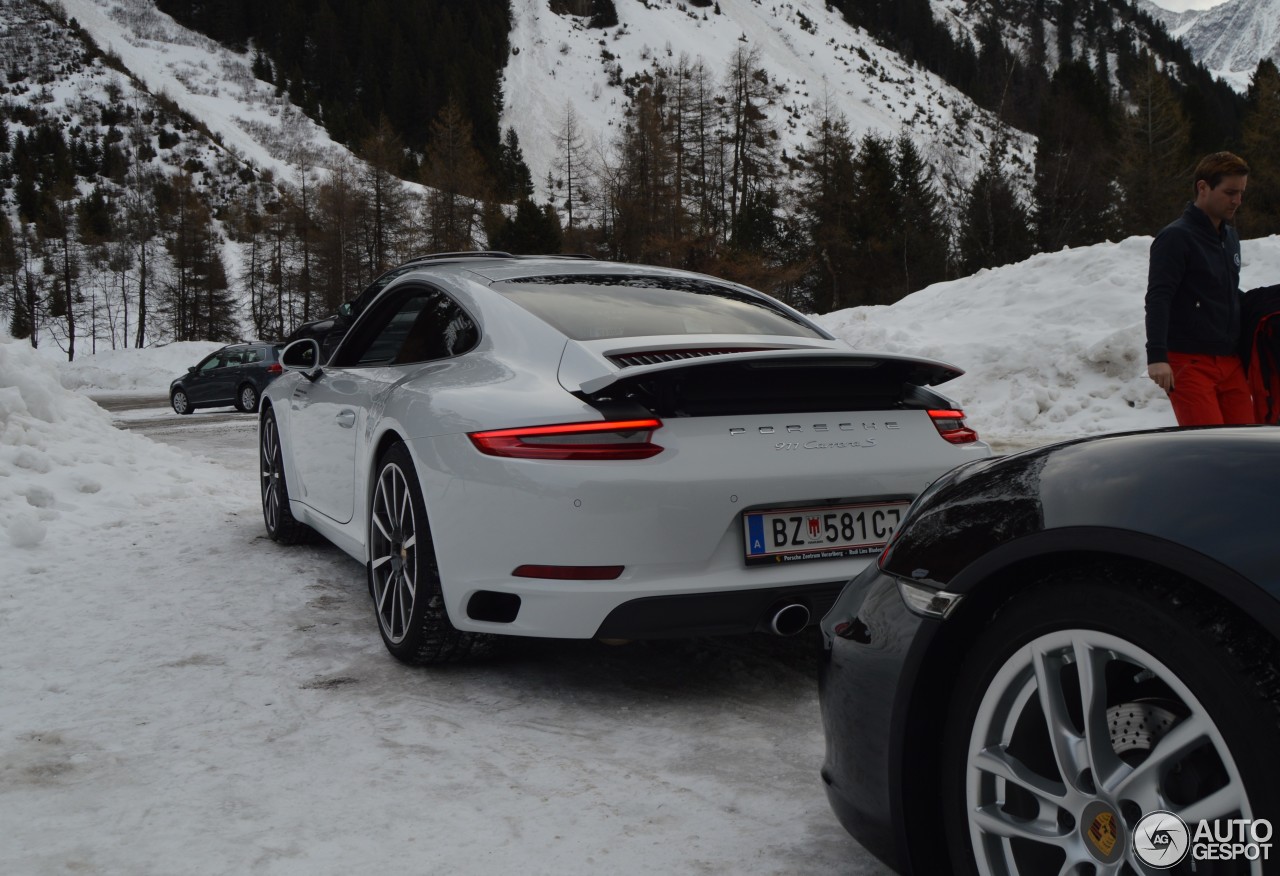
[819,427,1280,876]
[170,342,284,414]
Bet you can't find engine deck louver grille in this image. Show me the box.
[608,348,770,368]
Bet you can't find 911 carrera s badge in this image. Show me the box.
[1080,802,1123,863]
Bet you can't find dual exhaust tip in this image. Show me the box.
[768,602,811,637]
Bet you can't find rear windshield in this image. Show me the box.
[493,274,822,341]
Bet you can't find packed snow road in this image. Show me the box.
[1,394,891,875]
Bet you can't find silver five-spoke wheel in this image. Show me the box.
[944,576,1276,876]
[965,629,1254,875]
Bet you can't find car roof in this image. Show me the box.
[381,252,765,295]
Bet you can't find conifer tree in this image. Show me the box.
[358,117,411,273]
[847,133,901,306]
[552,102,593,231]
[797,98,858,313]
[313,158,369,314]
[673,57,725,248]
[125,113,159,348]
[498,128,534,203]
[1032,61,1118,252]
[958,145,1034,275]
[1114,55,1191,237]
[1241,59,1280,237]
[0,214,30,340]
[423,97,491,252]
[724,44,777,239]
[893,135,950,295]
[160,174,236,342]
[490,199,563,254]
[608,85,679,264]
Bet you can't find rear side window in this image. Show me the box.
[493,274,822,341]
[336,285,479,367]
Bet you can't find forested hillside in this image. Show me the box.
[154,0,512,177]
[4,0,1280,361]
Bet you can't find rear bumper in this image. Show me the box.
[408,422,986,639]
[594,580,845,639]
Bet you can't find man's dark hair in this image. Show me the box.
[1193,152,1250,193]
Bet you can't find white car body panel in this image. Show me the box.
[263,256,991,641]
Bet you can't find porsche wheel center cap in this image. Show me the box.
[1080,800,1124,865]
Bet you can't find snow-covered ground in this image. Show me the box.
[2,338,874,875]
[6,234,1280,873]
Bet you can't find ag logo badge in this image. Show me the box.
[1134,810,1190,868]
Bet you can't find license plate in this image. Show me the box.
[743,501,908,566]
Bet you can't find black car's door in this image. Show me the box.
[187,350,232,403]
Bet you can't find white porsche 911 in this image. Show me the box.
[260,253,989,663]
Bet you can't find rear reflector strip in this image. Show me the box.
[469,419,664,460]
[928,409,979,445]
[513,564,625,580]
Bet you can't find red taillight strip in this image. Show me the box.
[928,409,979,445]
[469,419,664,460]
[513,564,625,580]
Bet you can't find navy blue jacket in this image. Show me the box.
[1145,203,1242,364]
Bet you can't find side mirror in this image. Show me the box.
[281,339,322,380]
[187,365,197,374]
[337,302,352,319]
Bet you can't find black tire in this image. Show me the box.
[260,407,312,544]
[942,568,1280,876]
[368,443,490,664]
[236,382,258,413]
[171,389,193,415]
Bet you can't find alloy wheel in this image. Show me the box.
[965,629,1255,875]
[260,416,283,533]
[370,462,417,645]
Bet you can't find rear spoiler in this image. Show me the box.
[558,339,965,395]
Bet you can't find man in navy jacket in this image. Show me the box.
[1145,152,1253,425]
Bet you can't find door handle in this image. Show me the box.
[336,409,356,428]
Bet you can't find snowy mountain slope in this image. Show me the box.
[53,0,1027,219]
[0,0,254,210]
[56,0,358,180]
[1139,0,1280,92]
[501,0,1036,211]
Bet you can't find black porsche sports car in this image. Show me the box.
[819,426,1280,876]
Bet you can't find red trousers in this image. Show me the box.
[1166,352,1254,426]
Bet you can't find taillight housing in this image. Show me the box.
[928,409,978,444]
[469,419,664,460]
[266,362,283,374]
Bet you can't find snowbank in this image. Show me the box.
[0,336,227,549]
[818,234,1280,442]
[50,341,223,394]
